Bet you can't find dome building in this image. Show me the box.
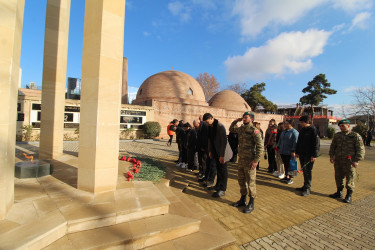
[208,90,251,112]
[132,70,282,138]
[133,70,208,106]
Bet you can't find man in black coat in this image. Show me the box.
[194,119,208,179]
[203,113,233,198]
[175,120,186,168]
[185,123,197,171]
[295,116,320,196]
[228,132,238,162]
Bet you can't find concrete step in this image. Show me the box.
[1,178,172,250]
[0,210,67,250]
[41,179,171,233]
[45,214,200,249]
[155,183,237,250]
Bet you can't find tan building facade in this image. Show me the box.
[133,70,283,137]
[16,88,154,141]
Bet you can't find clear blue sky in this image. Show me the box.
[20,0,375,114]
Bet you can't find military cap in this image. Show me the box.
[243,111,255,119]
[338,119,350,125]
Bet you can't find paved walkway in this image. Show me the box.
[15,140,375,249]
[242,194,375,249]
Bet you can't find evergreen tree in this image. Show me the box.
[299,74,337,121]
[241,83,277,112]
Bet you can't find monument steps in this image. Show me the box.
[59,195,170,234]
[44,214,200,249]
[154,183,237,249]
[0,209,67,250]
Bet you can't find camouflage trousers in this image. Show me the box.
[237,157,257,198]
[334,158,356,192]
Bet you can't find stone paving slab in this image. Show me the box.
[241,194,375,250]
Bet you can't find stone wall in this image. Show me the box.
[150,99,284,139]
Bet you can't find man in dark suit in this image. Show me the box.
[203,113,233,198]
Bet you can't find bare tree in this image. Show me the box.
[352,84,375,129]
[196,72,220,101]
[227,82,248,95]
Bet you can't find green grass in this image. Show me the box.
[133,157,167,183]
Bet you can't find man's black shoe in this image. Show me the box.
[301,189,310,196]
[198,177,206,182]
[212,190,225,197]
[329,188,343,199]
[243,197,254,214]
[231,195,247,207]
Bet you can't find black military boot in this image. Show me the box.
[344,190,353,203]
[329,188,343,199]
[231,195,246,207]
[243,197,254,214]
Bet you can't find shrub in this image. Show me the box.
[143,121,161,138]
[120,127,135,139]
[327,127,336,139]
[22,125,33,141]
[352,122,367,141]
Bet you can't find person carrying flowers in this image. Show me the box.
[329,119,365,203]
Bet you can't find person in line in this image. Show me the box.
[365,128,373,146]
[229,112,263,214]
[264,119,276,173]
[194,119,208,180]
[253,122,265,171]
[228,131,239,163]
[329,119,365,203]
[166,119,178,146]
[277,120,299,185]
[175,120,186,168]
[203,113,233,198]
[274,122,285,179]
[184,122,197,171]
[295,116,320,196]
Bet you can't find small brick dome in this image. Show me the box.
[208,90,251,111]
[134,70,208,106]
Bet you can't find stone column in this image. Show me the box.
[78,0,126,193]
[0,0,25,219]
[122,57,128,104]
[39,0,71,160]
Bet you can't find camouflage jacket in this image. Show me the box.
[229,121,264,162]
[329,131,365,162]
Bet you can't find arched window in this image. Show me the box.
[139,89,142,95]
[188,88,193,95]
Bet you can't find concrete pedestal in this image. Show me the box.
[15,160,52,178]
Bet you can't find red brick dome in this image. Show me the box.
[133,70,207,106]
[208,90,251,111]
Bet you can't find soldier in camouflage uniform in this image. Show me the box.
[329,119,365,203]
[229,111,264,214]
